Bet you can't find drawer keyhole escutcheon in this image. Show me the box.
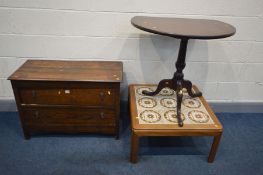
[65,90,70,94]
[100,112,105,119]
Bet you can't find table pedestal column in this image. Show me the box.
[142,39,202,127]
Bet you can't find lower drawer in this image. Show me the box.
[21,108,116,126]
[24,124,116,135]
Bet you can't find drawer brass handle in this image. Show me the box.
[99,92,105,100]
[100,112,105,119]
[34,111,39,118]
[32,90,36,98]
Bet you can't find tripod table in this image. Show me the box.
[131,16,236,127]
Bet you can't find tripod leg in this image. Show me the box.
[142,79,174,96]
[176,88,184,127]
[183,79,202,97]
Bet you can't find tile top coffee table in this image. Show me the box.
[131,16,235,127]
[129,84,223,163]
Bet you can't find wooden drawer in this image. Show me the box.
[21,108,116,126]
[24,125,116,135]
[19,88,115,106]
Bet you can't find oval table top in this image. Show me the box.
[131,16,236,40]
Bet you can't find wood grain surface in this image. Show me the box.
[8,60,123,82]
[131,16,236,39]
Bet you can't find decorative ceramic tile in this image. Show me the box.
[134,85,214,125]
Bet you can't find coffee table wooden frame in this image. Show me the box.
[129,84,223,163]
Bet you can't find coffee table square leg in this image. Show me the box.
[208,133,222,163]
[130,132,139,163]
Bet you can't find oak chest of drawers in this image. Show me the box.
[8,60,123,139]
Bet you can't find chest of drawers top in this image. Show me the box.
[8,60,123,82]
